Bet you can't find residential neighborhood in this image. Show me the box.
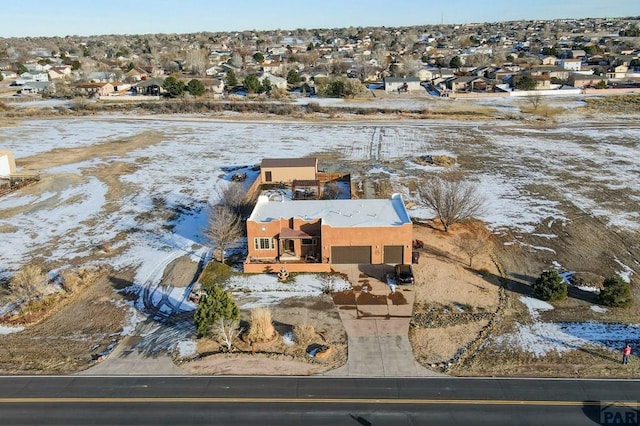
[1,16,640,99]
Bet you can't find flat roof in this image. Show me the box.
[249,193,411,228]
[261,158,317,168]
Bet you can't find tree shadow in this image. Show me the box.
[465,267,602,305]
[349,414,372,426]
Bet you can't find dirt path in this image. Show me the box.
[16,130,164,171]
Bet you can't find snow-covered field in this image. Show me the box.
[0,115,638,351]
[1,116,638,280]
[494,297,639,357]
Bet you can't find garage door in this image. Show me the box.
[383,245,404,264]
[331,246,371,264]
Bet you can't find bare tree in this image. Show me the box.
[207,204,243,263]
[400,56,421,77]
[417,177,485,232]
[371,46,389,68]
[526,92,543,111]
[10,265,47,301]
[216,183,253,218]
[213,317,241,351]
[185,48,208,75]
[455,231,489,268]
[230,52,243,69]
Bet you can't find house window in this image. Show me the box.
[254,237,274,250]
[301,238,317,246]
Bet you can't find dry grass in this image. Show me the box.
[293,323,316,346]
[411,320,489,365]
[60,266,101,294]
[245,307,276,343]
[582,94,640,114]
[9,264,47,301]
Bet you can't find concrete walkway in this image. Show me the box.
[325,265,443,377]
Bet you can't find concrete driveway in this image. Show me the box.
[325,264,443,377]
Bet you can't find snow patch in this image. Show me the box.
[519,296,554,320]
[120,304,146,336]
[226,273,351,308]
[0,325,24,335]
[591,305,608,313]
[614,257,634,283]
[176,340,197,358]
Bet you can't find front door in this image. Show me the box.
[265,171,272,182]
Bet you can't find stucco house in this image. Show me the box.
[569,74,607,88]
[19,81,52,94]
[244,193,413,273]
[260,158,318,184]
[259,72,288,90]
[559,58,582,71]
[383,76,422,92]
[75,82,115,97]
[0,150,17,177]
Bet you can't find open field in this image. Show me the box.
[0,100,638,375]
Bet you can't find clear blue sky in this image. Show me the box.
[2,0,637,38]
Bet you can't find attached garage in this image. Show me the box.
[331,246,371,264]
[383,245,404,264]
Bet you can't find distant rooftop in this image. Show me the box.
[249,193,411,228]
[261,158,317,168]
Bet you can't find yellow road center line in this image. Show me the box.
[0,397,636,406]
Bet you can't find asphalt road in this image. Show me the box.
[0,376,639,425]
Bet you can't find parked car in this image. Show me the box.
[394,264,415,284]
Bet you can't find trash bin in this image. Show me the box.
[412,251,420,264]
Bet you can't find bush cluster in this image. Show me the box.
[532,270,567,302]
[599,276,632,308]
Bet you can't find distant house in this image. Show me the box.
[260,158,318,184]
[205,65,221,76]
[606,65,628,80]
[20,72,49,82]
[259,72,287,90]
[133,78,165,96]
[559,58,582,71]
[383,76,422,92]
[126,67,148,82]
[445,76,490,92]
[541,56,557,66]
[75,82,115,97]
[569,74,607,88]
[244,193,413,273]
[0,150,16,177]
[261,62,285,75]
[48,66,71,80]
[529,66,570,81]
[19,81,53,94]
[1,70,17,80]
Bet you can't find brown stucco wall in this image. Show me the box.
[261,166,317,183]
[246,216,412,267]
[320,223,413,264]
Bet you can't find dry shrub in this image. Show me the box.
[10,265,47,301]
[246,307,276,343]
[60,267,100,294]
[431,155,457,167]
[293,323,316,346]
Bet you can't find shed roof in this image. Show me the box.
[261,158,317,168]
[249,193,411,228]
